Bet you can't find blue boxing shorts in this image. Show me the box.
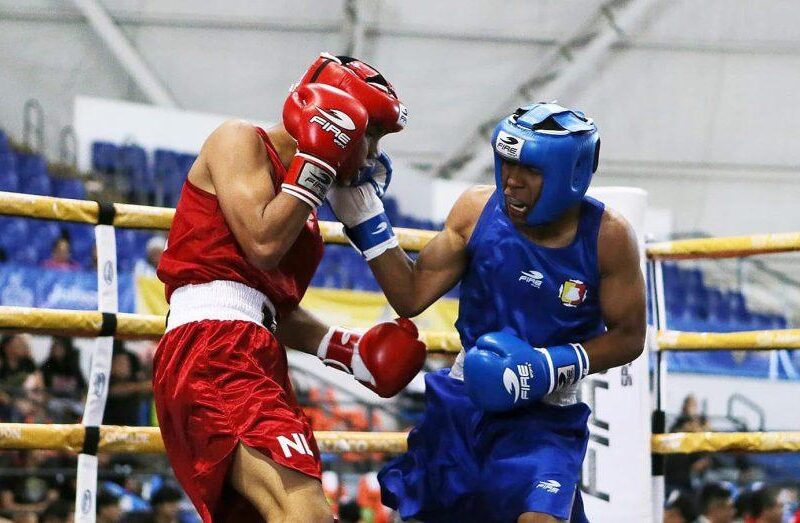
[379,369,591,522]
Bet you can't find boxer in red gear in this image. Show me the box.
[153,53,422,523]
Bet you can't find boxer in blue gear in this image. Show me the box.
[327,102,646,522]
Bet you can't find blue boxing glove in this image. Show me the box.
[327,151,398,260]
[463,331,590,412]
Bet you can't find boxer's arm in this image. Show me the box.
[582,209,647,372]
[276,306,426,398]
[203,120,314,271]
[275,306,329,355]
[366,186,490,317]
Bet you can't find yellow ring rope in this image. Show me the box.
[0,191,434,251]
[647,232,800,260]
[656,329,800,350]
[0,306,462,352]
[3,191,799,259]
[4,307,798,351]
[651,431,800,454]
[1,424,797,455]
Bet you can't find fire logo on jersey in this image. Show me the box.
[558,279,588,307]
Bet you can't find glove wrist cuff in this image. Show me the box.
[344,212,397,260]
[317,326,360,374]
[282,154,336,208]
[542,342,590,394]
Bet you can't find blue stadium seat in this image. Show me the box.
[92,142,119,173]
[155,150,194,207]
[117,145,148,196]
[684,268,704,292]
[16,153,47,178]
[10,244,39,265]
[707,289,733,332]
[71,234,95,266]
[116,229,139,263]
[0,219,30,253]
[0,151,17,175]
[63,222,94,245]
[0,168,18,192]
[0,130,9,153]
[54,178,87,200]
[19,172,52,196]
[30,222,64,262]
[322,271,343,288]
[727,291,749,329]
[178,153,197,175]
[154,149,181,205]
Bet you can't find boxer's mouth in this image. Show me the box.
[505,195,529,215]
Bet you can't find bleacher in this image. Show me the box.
[661,262,795,379]
[1,131,452,297]
[3,127,796,376]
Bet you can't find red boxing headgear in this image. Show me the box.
[292,52,408,133]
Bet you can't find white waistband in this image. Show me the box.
[165,280,276,333]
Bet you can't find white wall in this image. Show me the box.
[2,0,800,237]
[74,97,248,170]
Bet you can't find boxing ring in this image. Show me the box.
[1,190,799,521]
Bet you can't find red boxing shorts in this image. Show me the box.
[153,318,321,522]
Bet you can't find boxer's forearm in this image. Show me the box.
[368,241,465,317]
[582,323,645,374]
[242,193,319,271]
[366,247,421,315]
[275,306,330,355]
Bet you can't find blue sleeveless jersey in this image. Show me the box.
[456,191,607,350]
[380,192,607,522]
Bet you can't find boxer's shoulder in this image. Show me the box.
[201,119,271,188]
[205,119,265,157]
[597,206,639,274]
[445,185,494,242]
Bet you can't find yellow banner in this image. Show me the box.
[135,277,460,335]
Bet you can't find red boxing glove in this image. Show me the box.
[282,83,369,208]
[317,318,427,398]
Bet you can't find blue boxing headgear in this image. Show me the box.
[492,102,600,226]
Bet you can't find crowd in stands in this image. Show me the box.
[664,394,800,522]
[0,328,419,521]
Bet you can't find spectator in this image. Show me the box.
[0,335,42,422]
[748,486,783,523]
[42,237,80,270]
[12,372,49,423]
[41,499,73,523]
[9,513,37,523]
[97,489,122,523]
[697,482,735,523]
[40,337,86,421]
[681,394,700,421]
[0,335,37,390]
[103,341,151,426]
[665,416,711,492]
[133,236,166,278]
[149,485,182,523]
[338,500,364,523]
[663,489,697,523]
[0,451,61,516]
